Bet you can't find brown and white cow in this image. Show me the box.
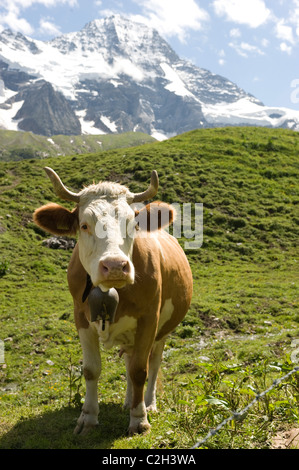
[33,167,193,435]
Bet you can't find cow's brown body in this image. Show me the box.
[33,168,193,435]
[69,231,192,338]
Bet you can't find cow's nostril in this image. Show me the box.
[99,261,110,276]
[122,261,130,273]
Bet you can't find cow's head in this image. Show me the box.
[34,168,174,291]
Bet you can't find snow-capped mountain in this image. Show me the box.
[0,15,298,139]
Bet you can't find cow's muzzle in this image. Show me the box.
[98,256,134,288]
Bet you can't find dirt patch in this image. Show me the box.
[272,428,299,449]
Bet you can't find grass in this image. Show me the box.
[0,126,298,449]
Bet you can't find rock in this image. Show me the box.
[42,236,76,250]
[198,356,211,362]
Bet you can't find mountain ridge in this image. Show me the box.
[0,15,298,138]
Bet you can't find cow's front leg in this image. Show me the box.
[74,325,101,435]
[128,314,158,435]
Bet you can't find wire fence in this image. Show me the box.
[192,365,299,449]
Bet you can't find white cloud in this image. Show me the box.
[229,28,241,38]
[0,0,78,35]
[280,42,292,54]
[229,41,265,58]
[275,19,295,44]
[291,0,299,27]
[218,49,225,65]
[39,18,61,36]
[288,0,299,43]
[1,0,77,8]
[213,0,271,28]
[270,1,299,55]
[261,38,269,47]
[213,0,298,57]
[0,10,34,35]
[131,0,209,43]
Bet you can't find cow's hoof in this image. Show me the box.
[146,404,157,412]
[128,420,151,436]
[74,411,99,435]
[128,402,150,435]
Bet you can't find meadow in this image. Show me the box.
[0,126,298,449]
[0,129,155,161]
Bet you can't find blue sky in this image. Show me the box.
[0,0,298,110]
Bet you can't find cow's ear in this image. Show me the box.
[135,201,175,231]
[33,203,79,236]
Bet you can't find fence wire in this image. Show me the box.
[192,366,299,449]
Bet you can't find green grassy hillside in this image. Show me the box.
[0,129,156,161]
[0,126,298,449]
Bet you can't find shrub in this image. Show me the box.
[0,260,9,277]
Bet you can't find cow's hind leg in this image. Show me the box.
[145,338,165,412]
[74,326,101,435]
[128,353,151,436]
[123,352,133,409]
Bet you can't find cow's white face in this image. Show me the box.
[77,184,136,291]
[33,168,176,291]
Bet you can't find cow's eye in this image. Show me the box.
[81,224,89,231]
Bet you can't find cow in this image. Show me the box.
[33,167,193,436]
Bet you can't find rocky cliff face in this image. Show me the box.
[0,15,298,138]
[0,58,81,136]
[14,81,81,136]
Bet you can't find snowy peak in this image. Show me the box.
[49,15,179,74]
[0,15,298,138]
[81,16,177,61]
[0,29,41,55]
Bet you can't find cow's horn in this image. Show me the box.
[132,170,159,203]
[44,167,80,203]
